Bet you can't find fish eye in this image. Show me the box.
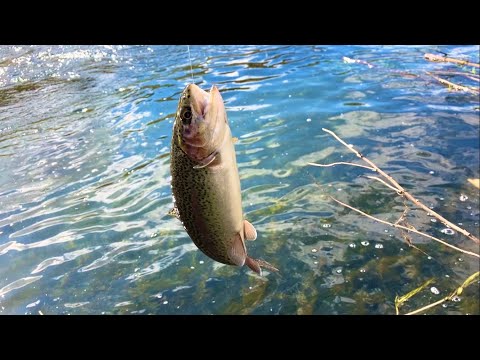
[181,107,192,124]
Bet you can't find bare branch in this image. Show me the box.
[322,128,480,245]
[329,196,480,259]
[314,127,480,314]
[426,72,479,94]
[424,53,480,68]
[307,161,376,171]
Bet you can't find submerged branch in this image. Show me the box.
[426,72,479,94]
[329,196,480,259]
[424,53,480,68]
[395,279,434,315]
[405,271,480,315]
[321,128,480,245]
[405,298,446,315]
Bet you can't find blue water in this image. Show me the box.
[0,45,478,315]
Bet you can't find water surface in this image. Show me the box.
[0,45,478,315]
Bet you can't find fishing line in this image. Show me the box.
[187,45,194,84]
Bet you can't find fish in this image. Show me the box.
[170,83,278,276]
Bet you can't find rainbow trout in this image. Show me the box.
[170,84,278,275]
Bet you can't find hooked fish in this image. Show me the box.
[170,83,278,275]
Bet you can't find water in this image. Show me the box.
[0,45,479,315]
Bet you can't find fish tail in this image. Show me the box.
[245,256,279,276]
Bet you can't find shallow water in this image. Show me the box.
[0,45,478,315]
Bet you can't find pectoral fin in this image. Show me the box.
[227,233,246,266]
[193,152,217,169]
[167,207,180,220]
[244,220,257,241]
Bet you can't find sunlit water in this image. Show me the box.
[0,45,478,315]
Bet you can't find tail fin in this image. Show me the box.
[245,256,279,276]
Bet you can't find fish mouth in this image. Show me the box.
[183,84,223,122]
[185,84,209,119]
[178,84,227,154]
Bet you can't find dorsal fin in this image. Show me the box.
[227,233,246,266]
[244,220,257,241]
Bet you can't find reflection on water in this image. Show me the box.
[0,45,478,315]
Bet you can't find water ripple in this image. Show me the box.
[0,276,42,297]
[31,247,99,274]
[79,240,158,273]
[125,243,197,282]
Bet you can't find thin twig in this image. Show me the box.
[407,241,434,258]
[365,176,400,193]
[322,128,480,245]
[395,279,434,315]
[307,162,376,171]
[396,199,410,226]
[401,226,435,258]
[424,53,480,68]
[405,271,479,315]
[329,196,480,259]
[405,298,447,315]
[426,72,479,94]
[395,205,409,225]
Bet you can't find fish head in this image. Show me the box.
[174,83,228,162]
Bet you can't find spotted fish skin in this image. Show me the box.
[170,84,278,275]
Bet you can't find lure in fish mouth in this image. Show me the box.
[170,83,279,275]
